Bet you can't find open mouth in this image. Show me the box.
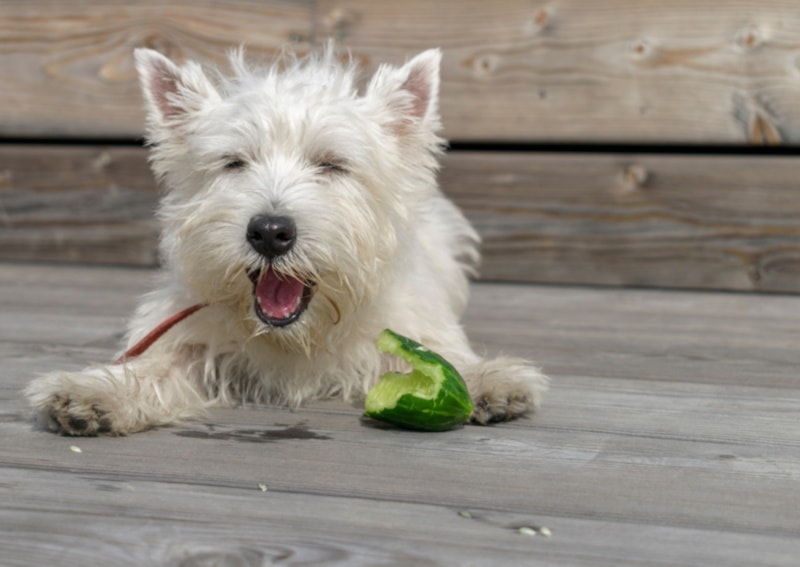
[248,266,314,327]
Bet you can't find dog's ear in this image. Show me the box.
[396,49,441,124]
[368,49,442,130]
[134,48,218,126]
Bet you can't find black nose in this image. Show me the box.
[246,215,297,259]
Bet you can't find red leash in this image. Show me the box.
[113,303,207,364]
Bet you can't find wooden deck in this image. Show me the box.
[2,262,800,565]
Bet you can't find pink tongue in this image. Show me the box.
[255,267,304,320]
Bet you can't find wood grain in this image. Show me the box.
[2,263,800,565]
[443,151,800,292]
[319,0,800,143]
[0,145,159,264]
[2,1,800,143]
[0,0,314,138]
[3,145,800,292]
[4,468,797,567]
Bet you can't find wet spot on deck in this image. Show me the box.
[174,422,331,443]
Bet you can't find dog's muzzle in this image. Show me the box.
[246,215,313,327]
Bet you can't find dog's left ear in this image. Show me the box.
[368,49,442,130]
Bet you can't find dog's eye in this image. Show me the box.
[223,157,247,171]
[318,161,347,174]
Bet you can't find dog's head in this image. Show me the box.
[134,44,443,350]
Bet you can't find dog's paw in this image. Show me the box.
[462,357,549,425]
[40,393,115,436]
[26,371,123,436]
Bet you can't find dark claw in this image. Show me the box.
[68,417,89,431]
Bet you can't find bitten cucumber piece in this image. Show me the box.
[365,329,474,431]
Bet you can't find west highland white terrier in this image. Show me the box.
[26,45,548,435]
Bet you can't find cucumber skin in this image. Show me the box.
[366,388,473,431]
[366,330,474,431]
[376,329,462,383]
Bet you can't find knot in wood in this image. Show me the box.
[471,54,500,78]
[630,38,658,63]
[732,92,782,145]
[525,7,553,34]
[140,33,182,63]
[321,8,359,40]
[735,25,765,52]
[748,264,762,285]
[619,164,649,193]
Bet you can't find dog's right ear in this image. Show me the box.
[134,48,219,127]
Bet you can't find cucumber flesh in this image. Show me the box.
[364,370,437,414]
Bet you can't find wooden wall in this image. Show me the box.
[2,1,800,292]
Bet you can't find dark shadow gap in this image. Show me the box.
[447,141,800,156]
[1,137,800,157]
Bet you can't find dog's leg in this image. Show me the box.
[26,350,207,436]
[459,356,549,424]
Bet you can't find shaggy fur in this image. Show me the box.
[26,45,548,436]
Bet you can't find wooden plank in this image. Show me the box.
[322,0,800,143]
[3,262,800,389]
[2,1,800,143]
[465,285,800,390]
[4,145,800,292]
[0,145,159,264]
[443,151,800,292]
[2,263,800,565]
[3,468,798,567]
[2,262,799,390]
[0,0,314,138]
[4,384,800,534]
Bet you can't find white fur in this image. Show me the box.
[26,45,548,435]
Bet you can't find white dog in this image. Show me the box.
[26,45,548,435]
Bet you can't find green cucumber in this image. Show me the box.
[365,329,474,431]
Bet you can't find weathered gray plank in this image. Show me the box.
[445,151,800,292]
[466,285,800,389]
[4,146,800,292]
[2,1,800,143]
[2,466,799,567]
[0,145,158,264]
[4,384,800,537]
[0,262,144,346]
[1,263,800,566]
[2,263,799,391]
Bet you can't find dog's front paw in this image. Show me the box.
[26,371,123,436]
[40,392,115,436]
[462,357,549,425]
